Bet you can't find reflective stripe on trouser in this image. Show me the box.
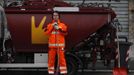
[48,67,54,74]
[60,67,67,74]
[48,48,67,74]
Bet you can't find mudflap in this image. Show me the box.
[113,67,128,75]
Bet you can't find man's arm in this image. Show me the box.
[59,23,67,35]
[44,24,53,35]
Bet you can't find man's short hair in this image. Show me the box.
[53,11,59,15]
[52,11,60,19]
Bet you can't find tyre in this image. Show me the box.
[66,57,78,75]
[4,39,15,63]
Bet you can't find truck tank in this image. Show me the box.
[4,0,116,53]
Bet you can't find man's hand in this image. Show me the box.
[54,25,59,30]
[52,22,59,30]
[52,22,58,26]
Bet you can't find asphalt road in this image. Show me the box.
[0,59,134,75]
[0,70,134,75]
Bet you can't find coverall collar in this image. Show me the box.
[52,19,61,23]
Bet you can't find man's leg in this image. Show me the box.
[59,48,67,75]
[48,48,56,75]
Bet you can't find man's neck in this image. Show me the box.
[53,19,60,23]
[54,20,58,22]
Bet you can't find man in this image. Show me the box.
[44,11,67,75]
[0,4,13,63]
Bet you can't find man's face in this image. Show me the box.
[53,12,59,21]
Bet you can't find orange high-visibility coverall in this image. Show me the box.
[44,20,67,74]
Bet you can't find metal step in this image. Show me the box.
[0,63,47,68]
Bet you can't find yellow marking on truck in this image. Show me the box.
[31,16,48,44]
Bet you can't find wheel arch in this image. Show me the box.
[65,51,83,68]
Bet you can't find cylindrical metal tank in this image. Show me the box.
[5,0,116,53]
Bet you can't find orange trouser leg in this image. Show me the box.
[58,49,67,74]
[48,48,56,74]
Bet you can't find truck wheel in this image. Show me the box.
[66,58,78,75]
[4,39,15,63]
